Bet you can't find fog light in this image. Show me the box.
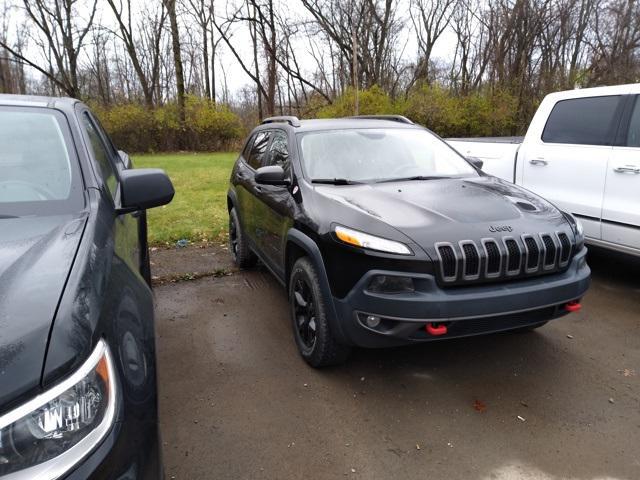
[365,315,381,328]
[367,275,415,294]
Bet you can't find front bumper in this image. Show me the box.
[332,248,590,348]
[65,420,161,480]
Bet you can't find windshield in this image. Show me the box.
[298,128,478,183]
[0,107,83,217]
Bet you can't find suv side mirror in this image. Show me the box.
[255,165,288,185]
[117,168,174,213]
[467,156,484,170]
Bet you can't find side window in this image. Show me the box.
[265,130,289,167]
[542,95,621,146]
[247,131,270,169]
[625,98,640,147]
[82,112,118,196]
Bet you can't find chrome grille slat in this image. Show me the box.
[482,239,502,277]
[435,232,574,285]
[460,241,480,280]
[541,233,557,270]
[502,237,521,275]
[556,232,572,266]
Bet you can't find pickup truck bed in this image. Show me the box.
[447,137,523,182]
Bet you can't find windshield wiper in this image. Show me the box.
[311,178,363,185]
[0,214,20,219]
[375,175,451,183]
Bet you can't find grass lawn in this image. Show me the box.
[134,152,237,246]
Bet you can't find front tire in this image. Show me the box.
[229,208,256,268]
[289,257,351,367]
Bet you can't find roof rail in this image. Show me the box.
[261,115,301,127]
[348,115,414,125]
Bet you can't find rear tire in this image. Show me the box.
[229,208,256,268]
[289,257,351,367]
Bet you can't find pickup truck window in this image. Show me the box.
[0,107,84,217]
[626,98,640,147]
[542,95,620,146]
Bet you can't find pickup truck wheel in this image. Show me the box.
[229,208,256,268]
[289,257,351,367]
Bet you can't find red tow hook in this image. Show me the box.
[426,322,448,336]
[565,301,582,313]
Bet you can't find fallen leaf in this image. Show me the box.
[473,399,487,413]
[517,415,526,422]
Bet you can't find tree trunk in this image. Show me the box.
[164,0,186,127]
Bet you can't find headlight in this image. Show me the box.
[334,225,412,255]
[564,213,585,251]
[0,340,116,478]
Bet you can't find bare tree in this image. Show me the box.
[0,0,97,97]
[106,0,166,106]
[164,0,186,123]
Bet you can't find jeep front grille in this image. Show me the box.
[435,232,573,286]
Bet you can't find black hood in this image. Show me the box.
[0,213,86,412]
[315,176,571,255]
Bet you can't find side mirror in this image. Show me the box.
[118,168,174,213]
[255,165,288,185]
[467,156,484,170]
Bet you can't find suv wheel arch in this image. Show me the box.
[285,228,348,345]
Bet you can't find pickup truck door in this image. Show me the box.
[519,95,624,240]
[602,95,640,251]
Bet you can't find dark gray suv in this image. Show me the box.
[0,95,173,478]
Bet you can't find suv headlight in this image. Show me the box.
[334,225,413,255]
[0,340,117,478]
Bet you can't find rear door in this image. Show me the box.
[519,95,624,240]
[602,95,640,251]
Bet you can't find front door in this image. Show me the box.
[519,95,623,240]
[603,95,640,251]
[235,130,271,250]
[253,129,293,277]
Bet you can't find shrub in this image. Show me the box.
[93,97,244,153]
[316,85,396,118]
[310,84,519,138]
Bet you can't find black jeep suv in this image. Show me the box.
[227,115,590,367]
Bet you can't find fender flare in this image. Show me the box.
[285,228,348,344]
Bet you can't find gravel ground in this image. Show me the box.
[153,246,640,480]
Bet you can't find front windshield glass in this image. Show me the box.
[298,128,478,182]
[0,107,83,217]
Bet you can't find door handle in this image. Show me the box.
[529,158,548,166]
[613,165,640,174]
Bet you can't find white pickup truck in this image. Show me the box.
[448,83,640,257]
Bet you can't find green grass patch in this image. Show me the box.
[133,152,237,246]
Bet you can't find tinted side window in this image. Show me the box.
[265,130,289,167]
[82,112,118,196]
[542,96,621,146]
[625,98,640,147]
[247,131,270,169]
